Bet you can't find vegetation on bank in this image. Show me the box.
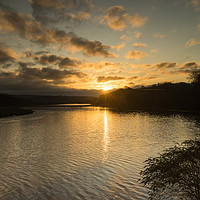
[94,71,200,112]
[0,94,34,117]
[139,140,200,200]
[0,107,34,117]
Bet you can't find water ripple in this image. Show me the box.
[0,107,200,199]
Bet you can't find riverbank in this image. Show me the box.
[0,107,34,118]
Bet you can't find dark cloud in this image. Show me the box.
[177,61,200,73]
[34,54,61,65]
[127,76,138,81]
[30,0,93,25]
[154,62,177,69]
[0,6,116,58]
[182,62,198,68]
[97,75,125,82]
[0,70,98,95]
[70,34,117,57]
[18,63,86,80]
[152,61,200,74]
[34,51,49,55]
[59,57,81,68]
[0,62,90,95]
[0,44,16,64]
[0,64,100,95]
[29,53,81,68]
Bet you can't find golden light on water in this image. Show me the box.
[103,109,109,162]
[104,110,108,135]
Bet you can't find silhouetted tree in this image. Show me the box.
[139,140,200,200]
[188,70,200,86]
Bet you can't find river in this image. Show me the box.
[0,106,200,199]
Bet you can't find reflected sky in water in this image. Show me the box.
[0,107,200,199]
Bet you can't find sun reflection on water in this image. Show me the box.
[103,109,109,162]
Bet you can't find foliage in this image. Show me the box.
[188,70,200,86]
[139,140,200,200]
[94,82,200,111]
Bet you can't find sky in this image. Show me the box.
[0,0,200,95]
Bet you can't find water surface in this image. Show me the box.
[0,106,200,199]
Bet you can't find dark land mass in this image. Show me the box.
[93,82,200,114]
[0,94,95,117]
[16,95,95,105]
[1,80,200,117]
[0,107,34,118]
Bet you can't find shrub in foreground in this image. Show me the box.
[139,140,200,200]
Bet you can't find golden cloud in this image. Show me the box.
[111,43,125,51]
[0,44,20,64]
[103,6,147,31]
[185,38,200,47]
[135,31,142,39]
[133,42,147,48]
[126,50,148,60]
[96,75,125,82]
[152,32,165,39]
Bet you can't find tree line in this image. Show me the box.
[94,71,200,112]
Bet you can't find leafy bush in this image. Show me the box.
[139,140,200,200]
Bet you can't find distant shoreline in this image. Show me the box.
[0,107,34,118]
[1,104,200,118]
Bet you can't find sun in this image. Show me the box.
[103,85,113,91]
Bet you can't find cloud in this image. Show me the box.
[0,69,84,89]
[152,32,165,39]
[0,62,88,92]
[103,6,147,31]
[0,69,99,95]
[150,48,158,53]
[0,6,116,58]
[96,75,125,82]
[18,63,86,81]
[30,0,93,24]
[190,0,200,11]
[69,34,118,57]
[177,61,200,73]
[126,50,148,60]
[81,61,121,71]
[154,62,176,69]
[111,43,125,51]
[59,57,81,68]
[29,0,65,9]
[127,76,138,81]
[185,38,200,47]
[133,42,147,48]
[65,11,90,22]
[32,53,81,68]
[135,31,142,39]
[120,34,132,40]
[0,44,18,64]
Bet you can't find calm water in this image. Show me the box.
[0,106,200,200]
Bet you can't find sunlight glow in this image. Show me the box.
[103,85,113,91]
